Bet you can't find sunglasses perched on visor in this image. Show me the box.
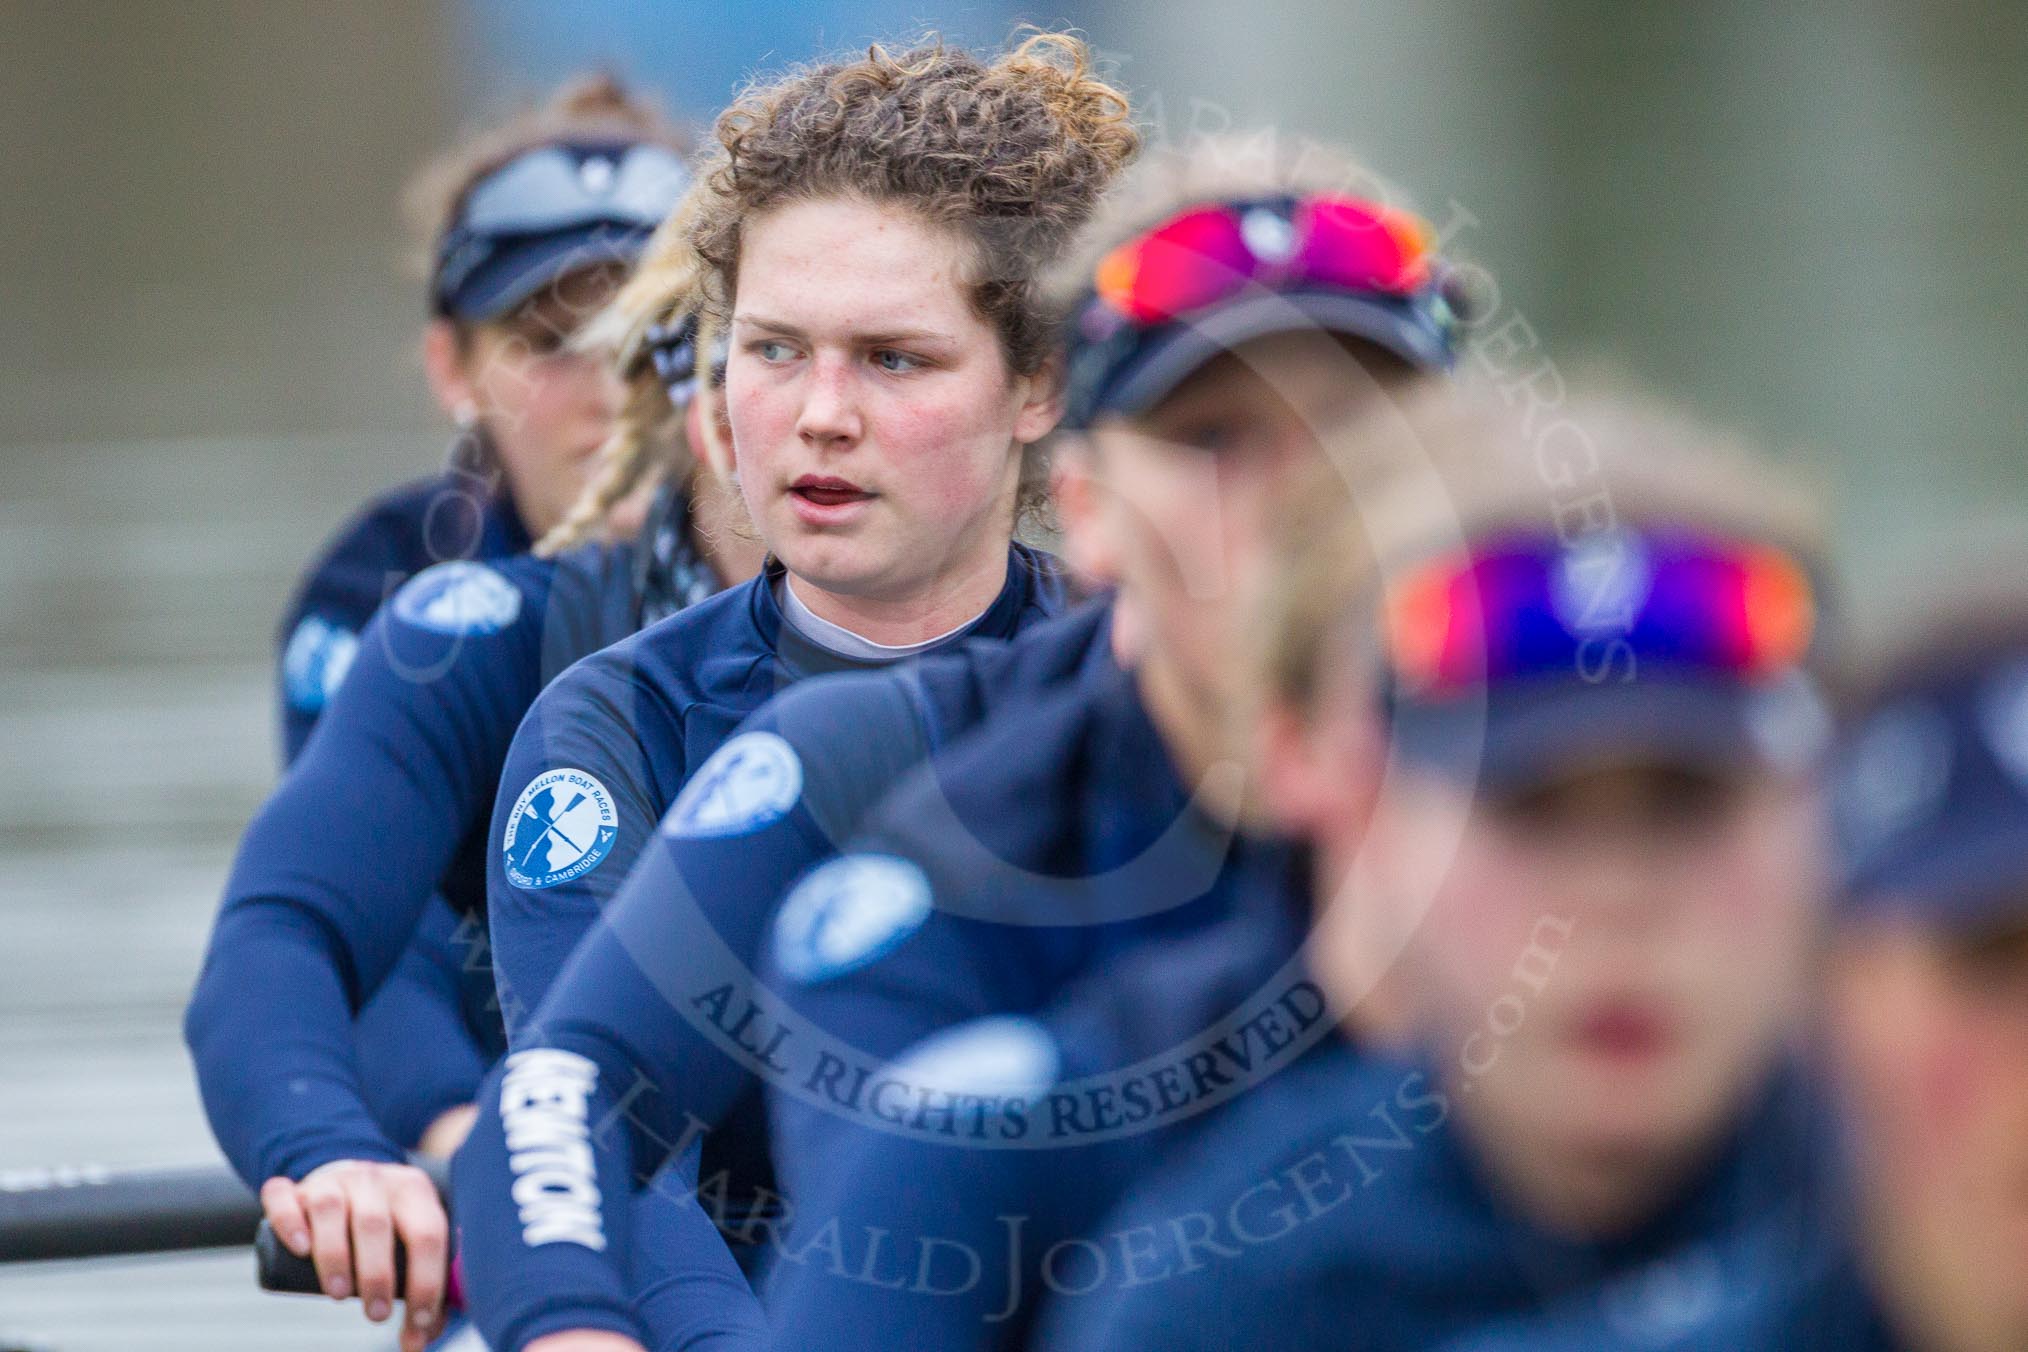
[432,141,691,317]
[1061,192,1465,427]
[1380,529,1818,701]
[1096,194,1436,324]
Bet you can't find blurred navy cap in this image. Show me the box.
[1395,668,1834,795]
[1380,528,1834,794]
[1833,642,2028,930]
[440,225,651,323]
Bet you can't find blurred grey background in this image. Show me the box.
[1,0,2021,1343]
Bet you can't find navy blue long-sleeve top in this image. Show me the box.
[757,849,1320,1348]
[188,540,650,1187]
[452,595,1104,1351]
[1437,1170,1879,1351]
[350,894,495,1150]
[752,650,1256,1211]
[456,547,1062,1352]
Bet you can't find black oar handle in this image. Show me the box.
[0,1157,780,1305]
[256,1218,428,1298]
[252,1156,449,1296]
[0,1156,447,1267]
[0,1163,260,1262]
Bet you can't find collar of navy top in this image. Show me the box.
[1407,1047,1829,1283]
[748,547,1047,681]
[776,571,996,662]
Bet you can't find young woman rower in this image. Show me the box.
[185,95,763,1349]
[451,32,1138,1352]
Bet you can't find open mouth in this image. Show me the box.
[790,475,875,509]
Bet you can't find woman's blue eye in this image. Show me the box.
[873,349,922,373]
[756,340,795,363]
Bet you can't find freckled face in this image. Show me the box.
[725,196,1052,603]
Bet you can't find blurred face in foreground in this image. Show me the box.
[1068,332,1406,771]
[1341,752,1826,1233]
[1829,910,2028,1352]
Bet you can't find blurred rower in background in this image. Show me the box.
[278,73,692,1163]
[334,74,693,1181]
[277,73,689,762]
[1599,565,2028,1352]
[186,75,738,1352]
[1034,383,1842,1351]
[1807,582,2028,1350]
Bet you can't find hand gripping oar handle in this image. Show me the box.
[255,1177,782,1301]
[0,1154,455,1281]
[255,1219,469,1303]
[0,1154,777,1300]
[253,1154,453,1298]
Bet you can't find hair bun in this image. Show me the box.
[545,71,649,126]
[1001,32,1138,180]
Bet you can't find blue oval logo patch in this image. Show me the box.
[392,561,522,636]
[503,768,619,890]
[664,731,803,839]
[773,854,933,984]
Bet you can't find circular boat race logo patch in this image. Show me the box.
[502,768,618,890]
[392,561,522,636]
[663,731,804,839]
[281,616,359,714]
[772,853,933,984]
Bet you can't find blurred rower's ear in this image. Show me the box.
[1255,694,1386,841]
[1052,442,1118,588]
[422,318,480,424]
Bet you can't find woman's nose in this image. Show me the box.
[796,354,862,448]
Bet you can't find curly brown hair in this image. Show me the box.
[541,31,1138,554]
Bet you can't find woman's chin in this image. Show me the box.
[1533,1050,1703,1154]
[773,536,891,598]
